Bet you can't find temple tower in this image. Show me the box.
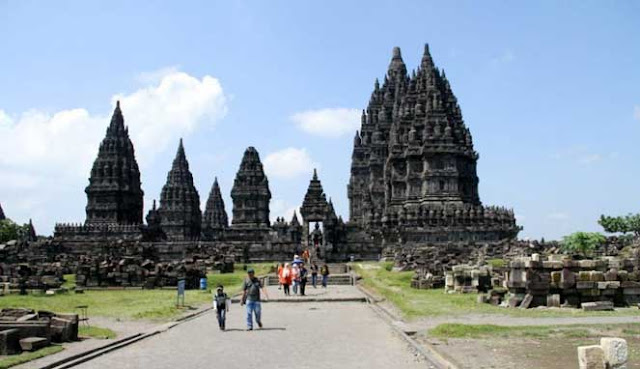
[348,44,518,245]
[85,102,144,224]
[157,139,202,241]
[202,177,229,239]
[348,47,408,227]
[230,147,271,228]
[0,202,5,220]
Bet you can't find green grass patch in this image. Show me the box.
[351,262,640,319]
[429,323,637,339]
[62,274,76,288]
[0,263,274,321]
[487,258,506,268]
[0,345,64,369]
[79,326,116,339]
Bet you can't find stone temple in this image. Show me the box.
[349,45,519,251]
[54,44,518,265]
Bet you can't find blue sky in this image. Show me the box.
[0,1,638,240]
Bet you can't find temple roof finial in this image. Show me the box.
[313,168,318,180]
[392,46,402,59]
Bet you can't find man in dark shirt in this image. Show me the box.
[241,268,267,330]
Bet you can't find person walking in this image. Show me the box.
[213,285,230,331]
[277,263,284,290]
[282,263,292,296]
[291,263,300,295]
[241,268,268,331]
[310,262,319,288]
[320,263,330,288]
[299,263,308,296]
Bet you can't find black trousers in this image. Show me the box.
[283,283,290,295]
[300,280,307,296]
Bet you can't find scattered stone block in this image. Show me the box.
[519,293,533,309]
[0,329,21,355]
[547,294,560,308]
[600,337,627,368]
[582,301,614,311]
[16,314,37,322]
[578,345,606,369]
[19,337,48,351]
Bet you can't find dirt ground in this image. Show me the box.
[420,335,640,369]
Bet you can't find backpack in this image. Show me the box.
[215,293,228,308]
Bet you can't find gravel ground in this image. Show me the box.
[72,300,426,369]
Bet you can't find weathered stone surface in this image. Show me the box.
[578,345,606,369]
[582,301,614,311]
[600,337,628,367]
[19,336,48,351]
[519,293,533,309]
[0,329,20,355]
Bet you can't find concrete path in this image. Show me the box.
[260,284,364,302]
[69,287,425,369]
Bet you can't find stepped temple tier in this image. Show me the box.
[54,44,518,266]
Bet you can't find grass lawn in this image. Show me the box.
[0,263,273,321]
[79,325,117,339]
[0,345,64,369]
[352,262,640,319]
[429,322,640,339]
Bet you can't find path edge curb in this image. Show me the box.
[38,307,213,369]
[357,284,461,369]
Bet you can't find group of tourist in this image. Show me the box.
[213,255,331,332]
[276,255,330,297]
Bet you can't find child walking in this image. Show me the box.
[213,284,230,330]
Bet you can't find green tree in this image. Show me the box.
[0,219,23,243]
[599,213,640,236]
[561,231,606,257]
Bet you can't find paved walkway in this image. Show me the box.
[70,287,424,369]
[259,284,364,302]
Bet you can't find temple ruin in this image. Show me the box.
[51,44,518,266]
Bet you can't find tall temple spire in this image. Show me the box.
[27,219,37,241]
[0,202,5,220]
[157,139,201,240]
[203,177,229,235]
[108,100,125,135]
[85,102,144,224]
[388,46,407,79]
[231,147,271,228]
[300,169,328,223]
[291,210,300,227]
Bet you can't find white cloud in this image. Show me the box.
[547,212,569,220]
[270,199,300,223]
[291,108,360,138]
[0,68,228,233]
[634,105,640,122]
[579,154,602,165]
[491,50,516,66]
[263,147,318,179]
[115,71,227,163]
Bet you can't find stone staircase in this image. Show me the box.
[266,273,354,286]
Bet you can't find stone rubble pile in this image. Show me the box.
[0,263,65,292]
[443,265,494,293]
[495,254,640,309]
[75,256,208,289]
[0,308,79,355]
